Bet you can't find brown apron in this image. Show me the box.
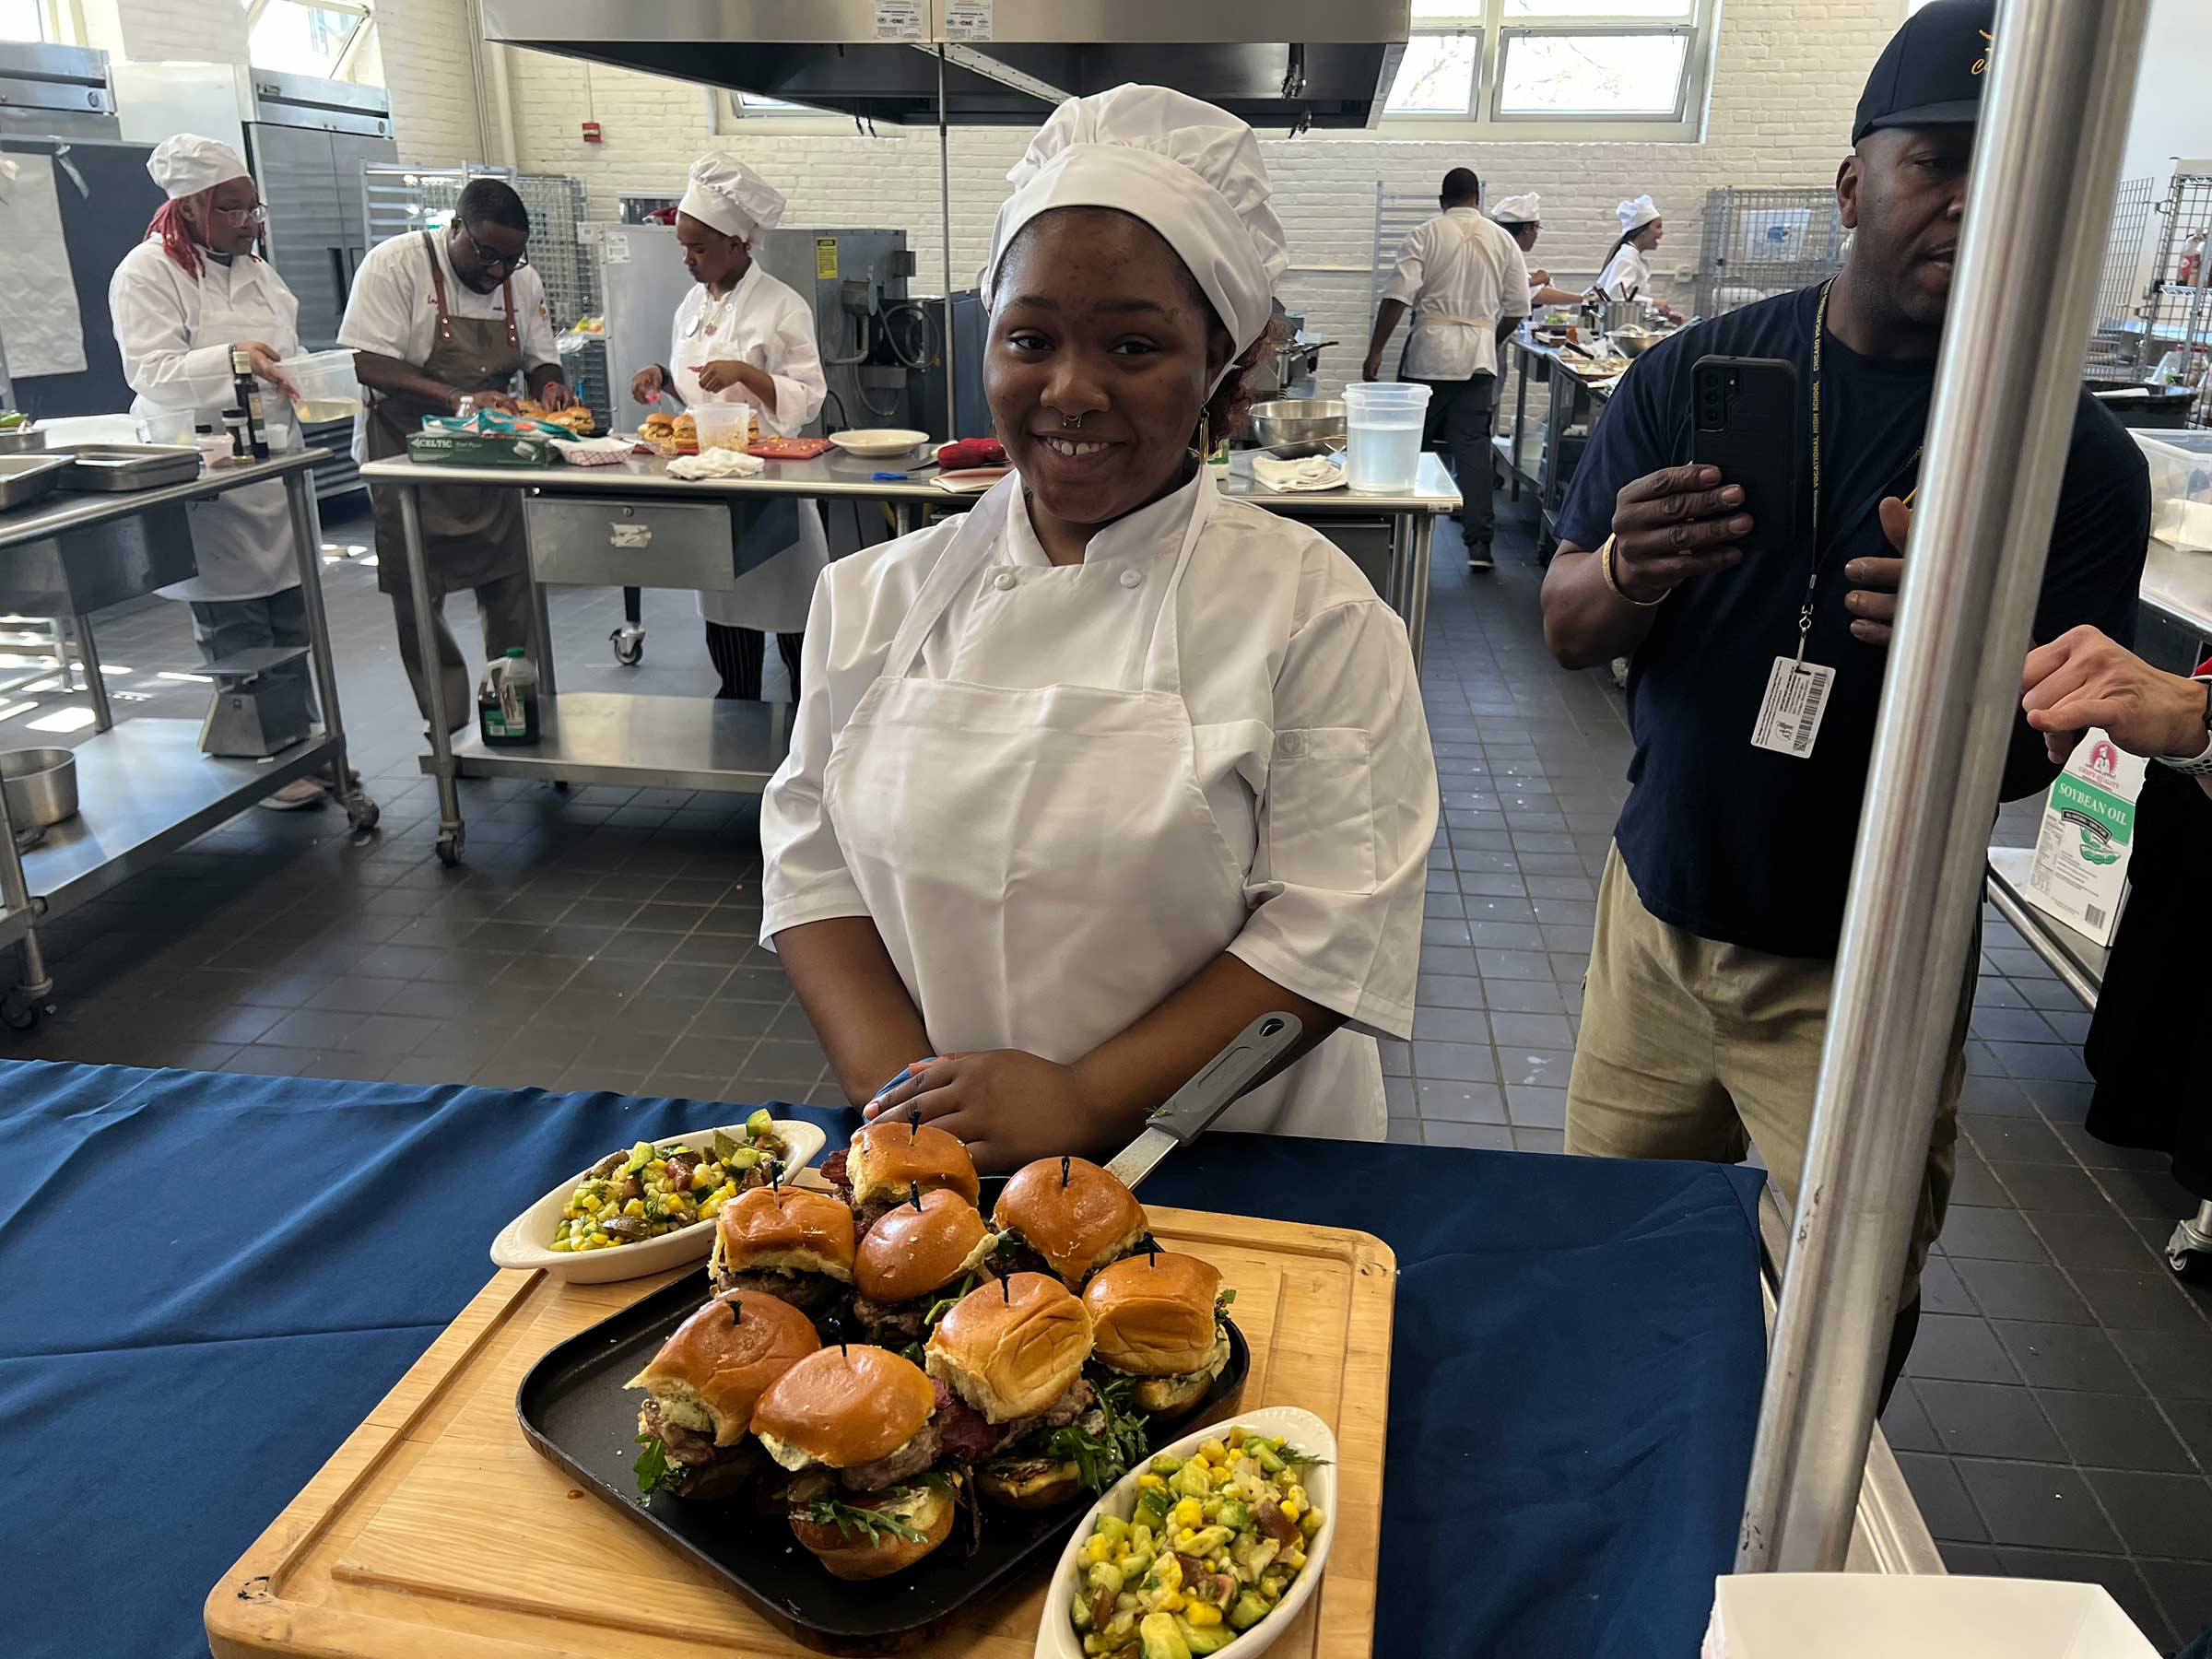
[367,232,529,597]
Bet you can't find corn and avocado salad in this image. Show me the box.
[1070,1427,1328,1658]
[549,1112,787,1252]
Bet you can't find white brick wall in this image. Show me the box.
[371,0,488,168]
[80,0,248,66]
[372,0,1898,396]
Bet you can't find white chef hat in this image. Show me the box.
[677,153,786,243]
[1491,193,1542,225]
[147,134,250,200]
[981,83,1290,357]
[1617,194,1662,234]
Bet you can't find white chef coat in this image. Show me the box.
[337,229,560,463]
[109,240,303,602]
[669,264,830,634]
[1382,207,1530,382]
[1595,241,1654,303]
[759,469,1438,1139]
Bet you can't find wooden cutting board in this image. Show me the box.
[206,1206,1395,1659]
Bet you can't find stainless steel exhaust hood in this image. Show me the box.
[480,0,1410,130]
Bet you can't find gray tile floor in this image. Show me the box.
[7,485,2212,1649]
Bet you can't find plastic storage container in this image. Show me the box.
[689,403,757,452]
[2131,429,2212,553]
[1343,382,1431,493]
[276,348,365,423]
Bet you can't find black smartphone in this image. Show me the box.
[1690,355,1800,558]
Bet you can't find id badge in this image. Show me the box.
[1750,656,1835,759]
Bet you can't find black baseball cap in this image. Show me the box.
[1852,0,1996,145]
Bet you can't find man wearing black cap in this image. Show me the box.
[1540,0,2148,1394]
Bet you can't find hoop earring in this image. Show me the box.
[1188,412,1211,462]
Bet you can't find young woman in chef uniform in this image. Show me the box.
[109,135,325,808]
[759,86,1439,1169]
[1593,194,1683,324]
[630,155,828,701]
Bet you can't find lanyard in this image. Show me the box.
[1799,280,1923,664]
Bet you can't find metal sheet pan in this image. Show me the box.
[54,443,204,492]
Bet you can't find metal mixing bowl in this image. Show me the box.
[0,426,47,456]
[1248,398,1347,450]
[0,747,77,829]
[1608,328,1672,359]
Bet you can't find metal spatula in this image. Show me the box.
[1103,1012,1304,1191]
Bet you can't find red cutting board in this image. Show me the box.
[747,437,837,459]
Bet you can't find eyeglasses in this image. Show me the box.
[460,220,530,274]
[213,204,267,228]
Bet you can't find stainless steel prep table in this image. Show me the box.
[1498,329,1623,552]
[359,452,1457,868]
[0,450,378,1019]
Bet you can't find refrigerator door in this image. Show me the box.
[250,123,344,348]
[592,224,696,431]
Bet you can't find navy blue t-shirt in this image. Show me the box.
[1557,284,2149,958]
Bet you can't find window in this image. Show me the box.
[1384,0,1715,141]
[240,0,372,79]
[0,0,54,42]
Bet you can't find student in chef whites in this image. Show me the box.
[1488,194,1588,312]
[109,135,324,809]
[630,155,828,702]
[339,179,576,729]
[1593,194,1684,324]
[1362,166,1529,573]
[759,85,1438,1171]
[1539,0,2147,1398]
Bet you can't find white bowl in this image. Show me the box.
[829,428,930,458]
[1032,1406,1339,1659]
[488,1119,827,1284]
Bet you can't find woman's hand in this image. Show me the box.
[864,1050,1126,1171]
[694,359,751,395]
[630,364,665,405]
[239,341,299,399]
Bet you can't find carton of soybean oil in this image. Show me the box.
[2022,727,2145,947]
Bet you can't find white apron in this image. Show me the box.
[1403,214,1500,382]
[818,473,1385,1141]
[671,283,828,635]
[132,258,302,603]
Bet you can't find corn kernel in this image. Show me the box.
[1198,1439,1228,1463]
[1185,1604,1223,1628]
[1135,1474,1166,1492]
[1279,1500,1300,1523]
[1300,1507,1324,1535]
[1285,1547,1306,1570]
[1084,1536,1111,1564]
[1288,1484,1309,1510]
[1171,1498,1203,1528]
[1158,1592,1186,1613]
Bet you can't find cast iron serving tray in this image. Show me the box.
[516,1265,1250,1653]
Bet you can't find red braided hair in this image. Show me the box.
[148,197,204,278]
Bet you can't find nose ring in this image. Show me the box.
[1061,414,1084,430]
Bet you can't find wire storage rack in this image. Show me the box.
[2082,176,2159,382]
[2142,166,2212,426]
[360,166,599,329]
[1368,184,1439,339]
[1692,186,1846,319]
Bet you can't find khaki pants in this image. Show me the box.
[1566,844,1968,1398]
[386,570,534,735]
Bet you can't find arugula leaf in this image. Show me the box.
[804,1491,930,1545]
[633,1433,679,1502]
[1029,1377,1151,1492]
[921,1270,980,1333]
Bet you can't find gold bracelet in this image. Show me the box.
[1598,535,1666,608]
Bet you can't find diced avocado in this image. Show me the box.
[712,1128,741,1163]
[1229,1594,1269,1631]
[625,1140,655,1173]
[1137,1613,1191,1659]
[746,1108,773,1138]
[725,1146,763,1169]
[1149,1454,1184,1475]
[1071,1591,1094,1632]
[1177,1619,1233,1655]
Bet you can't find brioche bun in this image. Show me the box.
[855,1186,991,1304]
[624,1289,821,1447]
[849,1120,981,1208]
[1082,1253,1224,1381]
[924,1271,1092,1425]
[993,1157,1147,1285]
[711,1184,854,1281]
[752,1344,935,1471]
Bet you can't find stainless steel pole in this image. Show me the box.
[1737,0,2149,1573]
[937,46,958,441]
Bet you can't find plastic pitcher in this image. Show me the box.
[690,403,757,452]
[1343,382,1431,492]
[276,349,364,423]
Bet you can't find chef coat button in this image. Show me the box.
[1119,569,1143,589]
[993,571,1017,592]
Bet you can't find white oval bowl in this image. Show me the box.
[828,428,930,457]
[1033,1405,1339,1659]
[488,1119,827,1284]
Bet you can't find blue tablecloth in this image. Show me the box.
[0,1061,1763,1659]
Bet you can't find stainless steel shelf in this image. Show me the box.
[426,692,791,794]
[20,721,349,924]
[0,452,324,551]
